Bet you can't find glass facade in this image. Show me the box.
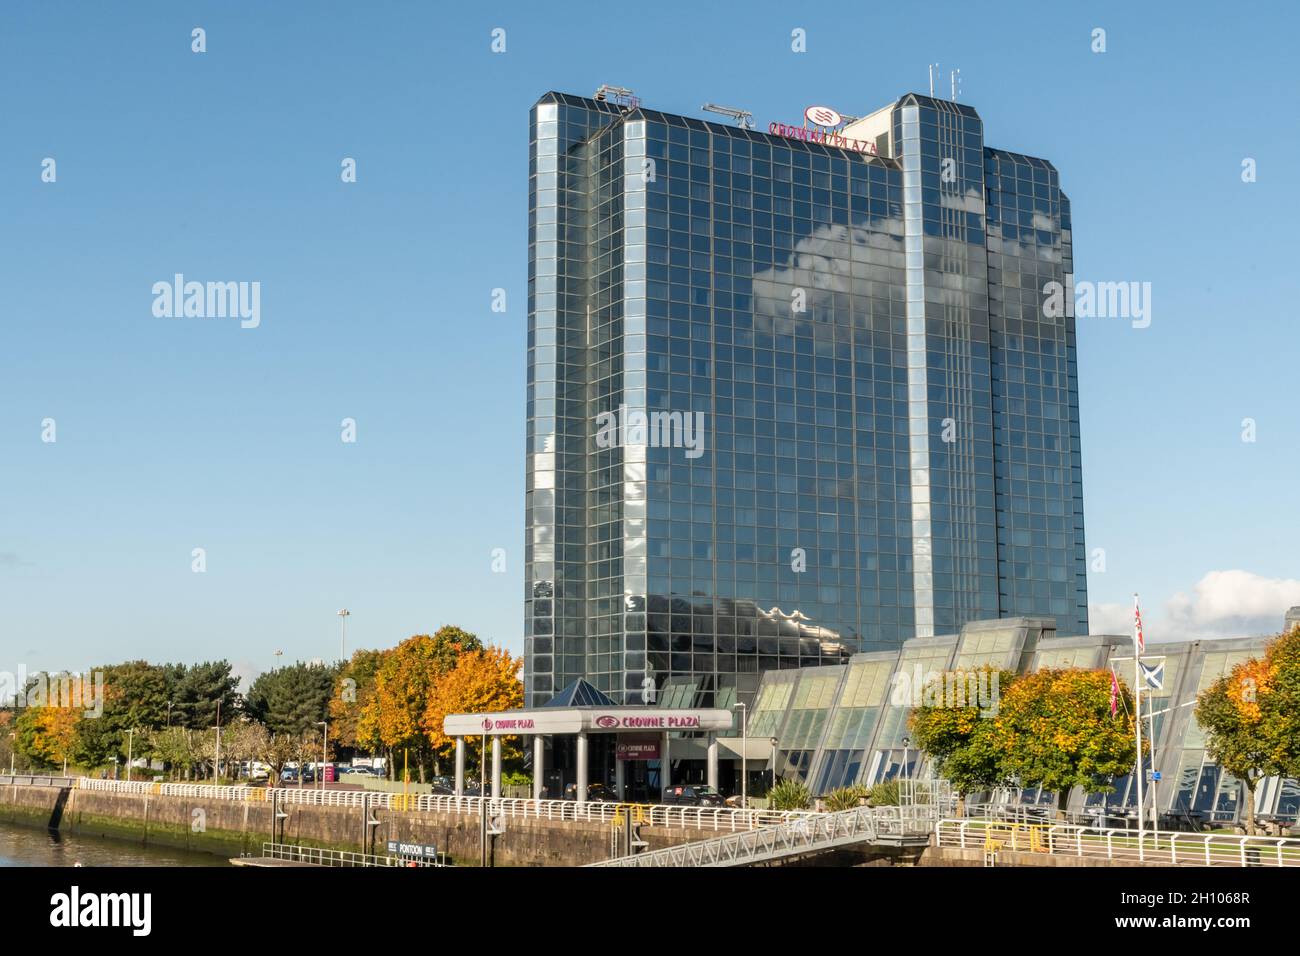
[751,621,1299,821]
[525,91,1090,708]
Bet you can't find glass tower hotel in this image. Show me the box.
[524,89,1088,710]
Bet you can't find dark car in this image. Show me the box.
[563,782,618,802]
[662,785,725,807]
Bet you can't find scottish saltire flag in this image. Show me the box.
[1110,670,1119,716]
[1140,660,1164,692]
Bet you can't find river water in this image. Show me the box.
[0,820,229,867]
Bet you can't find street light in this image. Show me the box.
[769,737,779,795]
[214,699,222,784]
[737,701,747,808]
[7,732,15,774]
[337,609,350,662]
[126,728,135,783]
[902,736,911,783]
[317,720,329,792]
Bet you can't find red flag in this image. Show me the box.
[1134,596,1145,655]
[1110,670,1119,717]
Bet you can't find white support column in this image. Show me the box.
[661,731,671,797]
[576,732,589,805]
[707,733,719,791]
[615,755,625,801]
[454,737,465,796]
[491,737,502,799]
[533,735,545,800]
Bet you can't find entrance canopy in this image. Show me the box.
[445,706,733,737]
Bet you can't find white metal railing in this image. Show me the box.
[75,777,819,832]
[258,842,445,868]
[591,803,936,867]
[935,818,1300,867]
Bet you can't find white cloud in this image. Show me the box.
[1091,570,1300,643]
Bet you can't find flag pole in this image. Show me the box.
[1133,593,1146,860]
[1147,692,1159,831]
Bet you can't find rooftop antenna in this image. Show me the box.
[950,69,961,101]
[929,62,940,97]
[701,103,754,129]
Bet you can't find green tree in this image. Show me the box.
[165,661,240,730]
[245,662,336,736]
[909,669,1017,815]
[148,726,198,781]
[992,668,1140,817]
[74,661,170,769]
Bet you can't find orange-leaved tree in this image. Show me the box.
[992,667,1140,817]
[362,627,482,782]
[423,646,524,778]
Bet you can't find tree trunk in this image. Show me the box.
[1244,781,1257,836]
[1056,786,1072,821]
[956,793,966,818]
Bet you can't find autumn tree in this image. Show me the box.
[992,668,1140,817]
[364,628,482,782]
[422,646,524,776]
[329,648,386,756]
[909,668,1017,815]
[15,705,81,771]
[1261,625,1300,777]
[1196,626,1300,835]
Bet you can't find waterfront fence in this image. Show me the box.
[936,818,1300,867]
[75,777,819,832]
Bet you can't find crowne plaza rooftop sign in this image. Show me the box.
[768,121,879,156]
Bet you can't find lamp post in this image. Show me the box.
[274,649,283,671]
[902,736,911,782]
[214,699,222,784]
[770,736,779,794]
[317,720,329,792]
[126,728,135,783]
[8,732,15,774]
[737,701,747,808]
[337,609,350,662]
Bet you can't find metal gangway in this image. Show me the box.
[589,802,939,868]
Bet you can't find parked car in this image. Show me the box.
[563,782,618,802]
[662,785,725,807]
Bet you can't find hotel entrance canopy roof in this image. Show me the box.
[444,707,734,737]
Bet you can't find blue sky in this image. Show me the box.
[2,0,1297,682]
